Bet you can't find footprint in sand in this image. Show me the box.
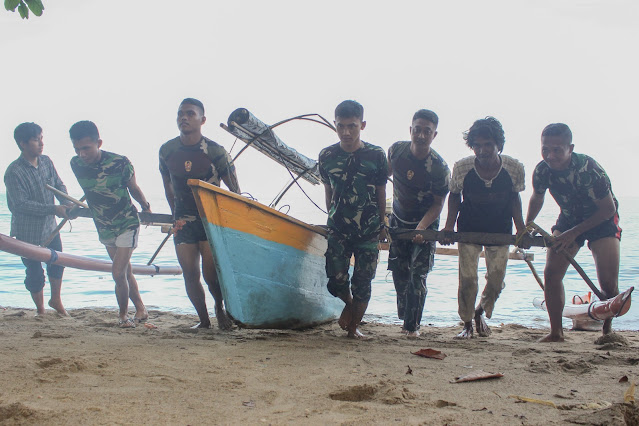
[0,402,36,422]
[329,380,416,405]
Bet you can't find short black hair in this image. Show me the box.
[180,98,205,115]
[335,100,364,121]
[541,123,572,144]
[69,120,100,142]
[14,122,42,150]
[412,109,439,127]
[463,116,505,153]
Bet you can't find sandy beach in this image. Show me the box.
[0,307,637,425]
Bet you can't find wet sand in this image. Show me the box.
[0,306,637,425]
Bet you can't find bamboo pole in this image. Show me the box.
[391,229,546,248]
[527,222,606,300]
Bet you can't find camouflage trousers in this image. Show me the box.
[325,232,379,303]
[458,243,508,323]
[388,239,434,332]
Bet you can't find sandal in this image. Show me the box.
[118,318,136,329]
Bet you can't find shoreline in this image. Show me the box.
[1,306,638,425]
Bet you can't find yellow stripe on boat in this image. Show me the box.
[188,179,326,256]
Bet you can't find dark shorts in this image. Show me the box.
[325,232,379,303]
[552,212,622,248]
[174,217,208,245]
[22,234,64,293]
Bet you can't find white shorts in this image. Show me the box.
[99,227,139,248]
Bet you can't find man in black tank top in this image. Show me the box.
[443,117,525,339]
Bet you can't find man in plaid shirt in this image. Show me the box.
[4,122,71,316]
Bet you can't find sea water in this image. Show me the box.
[0,191,637,331]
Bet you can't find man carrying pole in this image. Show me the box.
[526,123,621,342]
[4,122,71,316]
[387,109,450,338]
[442,117,526,339]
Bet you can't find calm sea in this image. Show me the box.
[1,191,637,331]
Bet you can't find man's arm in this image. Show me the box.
[416,194,446,231]
[323,184,333,212]
[221,170,241,194]
[511,193,525,234]
[441,192,461,245]
[526,191,545,225]
[127,173,151,212]
[376,184,387,241]
[161,172,175,216]
[551,192,616,252]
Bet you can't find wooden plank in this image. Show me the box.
[72,209,173,226]
[377,242,533,261]
[391,229,546,248]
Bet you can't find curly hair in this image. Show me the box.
[463,116,505,153]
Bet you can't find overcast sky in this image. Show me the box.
[1,0,637,222]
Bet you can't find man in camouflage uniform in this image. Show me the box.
[387,109,450,338]
[319,100,388,339]
[160,98,240,330]
[70,121,152,328]
[526,123,621,342]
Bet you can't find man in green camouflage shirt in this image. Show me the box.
[70,121,152,328]
[319,100,388,339]
[526,123,621,342]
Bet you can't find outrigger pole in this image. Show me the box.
[221,108,336,208]
[527,222,606,300]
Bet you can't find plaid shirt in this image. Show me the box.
[4,154,69,245]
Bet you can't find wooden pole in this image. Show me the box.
[45,184,89,209]
[528,222,606,300]
[147,232,172,266]
[390,229,546,248]
[41,195,87,247]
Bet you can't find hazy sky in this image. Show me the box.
[1,1,637,222]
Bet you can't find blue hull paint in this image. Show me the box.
[203,222,342,328]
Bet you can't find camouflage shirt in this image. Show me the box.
[319,141,388,238]
[388,141,450,226]
[159,136,234,219]
[71,151,140,241]
[532,152,618,226]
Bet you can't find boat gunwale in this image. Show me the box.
[187,179,327,237]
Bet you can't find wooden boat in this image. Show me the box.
[189,179,342,329]
[0,232,182,276]
[533,286,633,330]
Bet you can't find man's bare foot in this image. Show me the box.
[35,310,46,317]
[475,314,491,337]
[538,333,565,343]
[602,318,613,335]
[191,321,211,329]
[454,322,473,339]
[347,327,370,340]
[48,300,69,316]
[338,305,352,330]
[406,330,420,339]
[215,306,233,330]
